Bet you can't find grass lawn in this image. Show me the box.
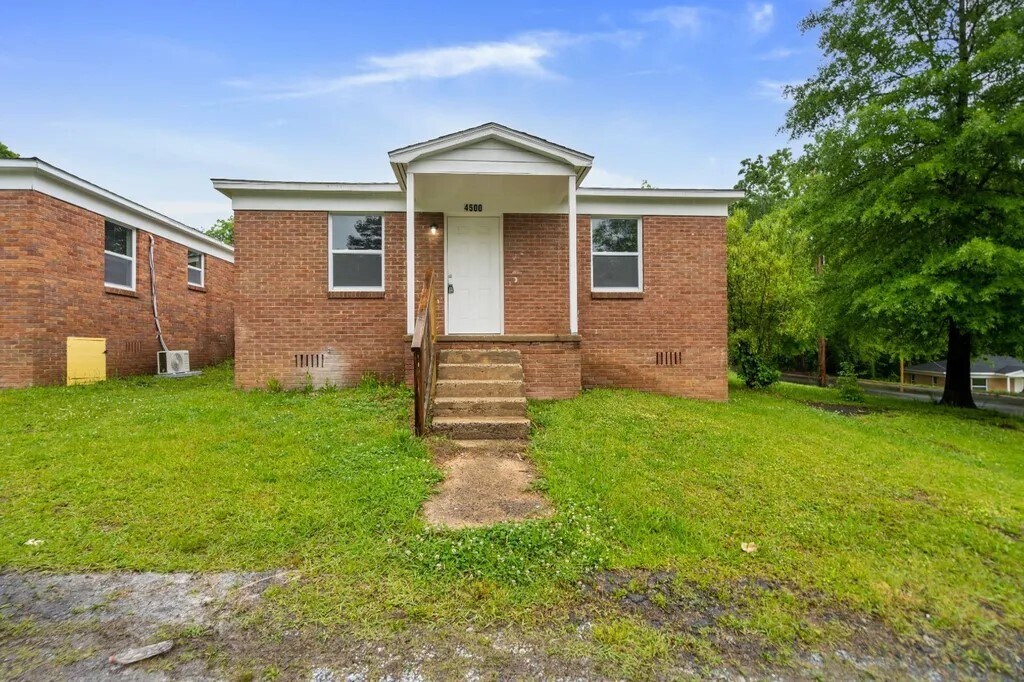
[1,364,1022,674]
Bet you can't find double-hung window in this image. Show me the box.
[330,215,384,290]
[104,221,135,290]
[187,250,205,287]
[591,217,642,291]
[971,377,988,392]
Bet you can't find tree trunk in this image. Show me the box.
[941,318,976,408]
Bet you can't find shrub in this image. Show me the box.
[836,361,866,402]
[734,341,780,389]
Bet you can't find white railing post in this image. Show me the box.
[406,172,415,335]
[568,174,578,334]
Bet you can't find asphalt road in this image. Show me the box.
[862,386,1024,417]
[781,373,1024,418]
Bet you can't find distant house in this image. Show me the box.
[906,356,1024,394]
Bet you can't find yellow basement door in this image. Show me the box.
[66,337,106,385]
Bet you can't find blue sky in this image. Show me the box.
[1,1,822,228]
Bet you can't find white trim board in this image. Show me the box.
[213,183,739,217]
[1,159,234,263]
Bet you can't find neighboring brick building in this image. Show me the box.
[215,123,739,401]
[1,159,235,388]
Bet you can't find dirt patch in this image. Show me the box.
[580,569,1024,680]
[0,570,290,680]
[3,569,1022,680]
[806,401,880,416]
[421,449,552,529]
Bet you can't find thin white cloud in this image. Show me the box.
[756,79,799,102]
[230,31,638,100]
[637,6,703,35]
[758,46,798,60]
[749,3,775,33]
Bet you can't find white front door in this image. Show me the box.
[446,217,502,334]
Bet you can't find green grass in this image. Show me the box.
[531,381,1024,639]
[0,364,438,571]
[1,365,1022,665]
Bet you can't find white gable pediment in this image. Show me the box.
[408,136,577,177]
[388,122,593,187]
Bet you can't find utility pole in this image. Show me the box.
[816,254,827,387]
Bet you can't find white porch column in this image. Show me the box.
[406,172,415,335]
[567,175,579,335]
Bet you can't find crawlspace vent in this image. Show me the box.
[294,353,326,369]
[655,351,683,366]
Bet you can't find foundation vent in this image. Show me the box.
[655,351,683,366]
[294,353,326,369]
[123,340,144,354]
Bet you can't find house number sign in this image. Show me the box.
[464,203,483,212]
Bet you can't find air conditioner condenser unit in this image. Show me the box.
[157,350,191,375]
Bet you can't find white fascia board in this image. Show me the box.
[577,187,743,217]
[213,180,406,213]
[579,187,745,199]
[1,159,234,262]
[213,179,401,194]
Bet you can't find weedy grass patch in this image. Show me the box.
[2,366,1022,672]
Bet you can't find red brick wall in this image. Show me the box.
[0,190,235,388]
[0,191,43,387]
[235,210,446,389]
[233,209,727,401]
[578,214,728,400]
[503,214,569,334]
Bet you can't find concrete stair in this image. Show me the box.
[430,349,529,442]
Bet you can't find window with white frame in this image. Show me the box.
[330,215,383,290]
[187,250,205,287]
[971,377,988,391]
[104,220,135,289]
[591,217,642,291]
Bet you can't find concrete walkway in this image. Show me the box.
[422,349,552,529]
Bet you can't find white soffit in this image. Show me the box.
[0,158,234,262]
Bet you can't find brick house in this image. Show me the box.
[214,123,740,412]
[0,158,235,388]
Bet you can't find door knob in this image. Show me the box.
[448,283,455,294]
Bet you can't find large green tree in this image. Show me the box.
[0,141,17,159]
[787,0,1024,407]
[205,217,234,245]
[727,206,817,362]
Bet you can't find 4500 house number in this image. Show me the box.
[464,203,483,212]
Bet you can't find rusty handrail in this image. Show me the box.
[411,267,438,435]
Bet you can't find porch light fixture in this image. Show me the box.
[430,223,438,235]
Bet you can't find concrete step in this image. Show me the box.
[439,349,522,365]
[435,379,525,398]
[437,363,523,381]
[432,416,532,441]
[433,396,528,418]
[451,439,530,456]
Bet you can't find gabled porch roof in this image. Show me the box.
[387,122,594,190]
